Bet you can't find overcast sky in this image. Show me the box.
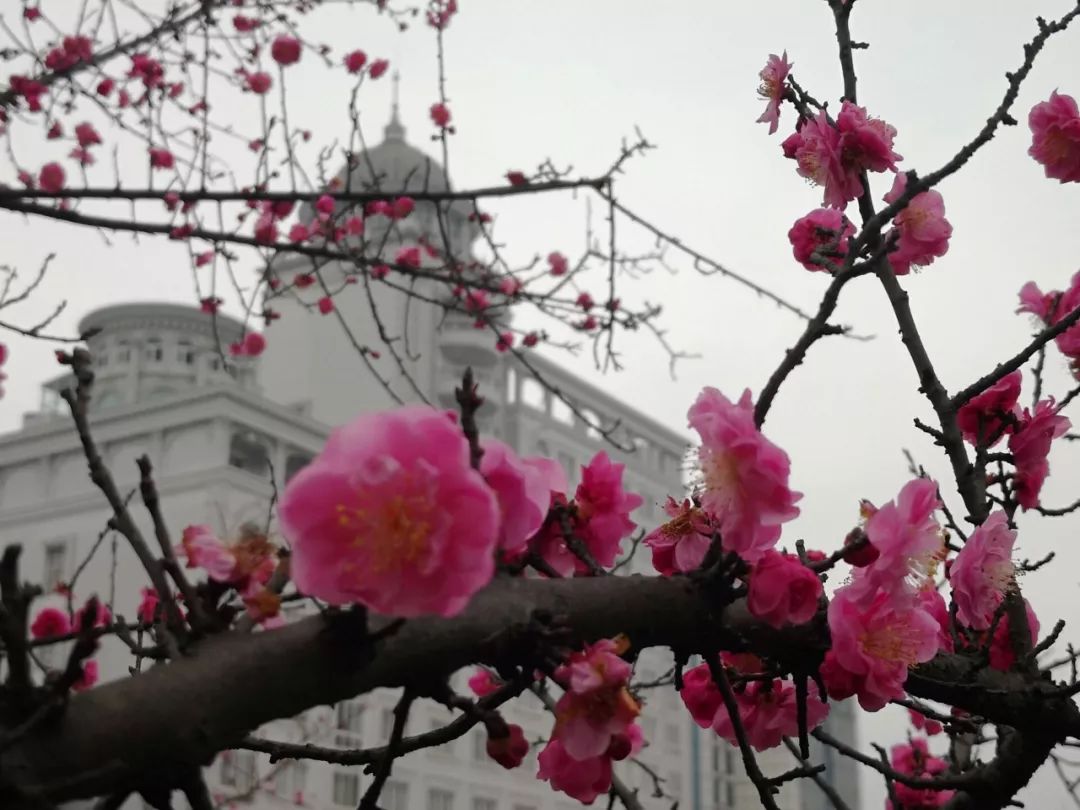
[3,0,1080,806]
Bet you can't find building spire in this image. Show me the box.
[384,70,405,142]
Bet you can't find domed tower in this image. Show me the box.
[257,93,510,433]
[29,303,252,425]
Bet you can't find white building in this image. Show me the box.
[0,110,857,810]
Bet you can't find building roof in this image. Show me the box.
[77,302,245,343]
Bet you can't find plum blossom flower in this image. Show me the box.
[73,660,99,692]
[1008,398,1071,510]
[271,35,302,66]
[149,148,174,170]
[1028,91,1080,183]
[679,657,829,751]
[396,246,422,268]
[1015,272,1080,368]
[571,452,643,569]
[369,59,390,79]
[179,524,276,596]
[908,708,944,737]
[822,587,941,711]
[882,173,953,276]
[39,162,65,193]
[755,52,792,135]
[746,550,823,628]
[787,208,855,272]
[988,600,1040,671]
[844,478,943,606]
[643,496,713,575]
[430,102,451,129]
[782,102,901,209]
[547,251,568,276]
[955,371,1022,446]
[31,607,71,639]
[344,50,367,73]
[279,406,500,617]
[468,667,501,697]
[479,438,566,553]
[687,388,801,563]
[137,587,160,624]
[1016,280,1058,323]
[74,122,101,148]
[551,638,639,760]
[889,738,954,808]
[950,511,1015,630]
[538,729,641,805]
[246,71,272,94]
[486,723,528,768]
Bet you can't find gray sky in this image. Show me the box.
[3,0,1080,805]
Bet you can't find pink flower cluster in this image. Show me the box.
[746,550,823,628]
[821,479,945,710]
[538,639,642,804]
[1008,398,1071,510]
[887,738,954,809]
[643,496,713,574]
[687,388,801,563]
[680,654,829,751]
[532,452,642,576]
[179,524,277,620]
[782,101,901,209]
[949,511,1015,630]
[755,52,792,135]
[1018,271,1080,376]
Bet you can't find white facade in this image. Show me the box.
[0,113,857,810]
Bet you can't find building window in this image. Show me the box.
[116,340,131,363]
[285,452,314,483]
[334,700,364,746]
[506,367,517,404]
[145,337,163,362]
[428,788,454,810]
[332,771,361,806]
[228,430,271,476]
[177,340,195,364]
[42,540,69,591]
[550,397,574,425]
[473,798,496,810]
[385,780,408,810]
[220,750,257,792]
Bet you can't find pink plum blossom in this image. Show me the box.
[137,587,160,624]
[1028,91,1080,183]
[755,52,792,135]
[956,371,1022,446]
[486,723,528,768]
[278,406,500,617]
[950,511,1015,631]
[889,738,954,808]
[787,208,855,272]
[73,660,99,692]
[908,708,944,737]
[746,550,823,628]
[344,50,367,73]
[1016,280,1057,323]
[687,387,801,563]
[845,478,943,606]
[1014,272,1080,364]
[1008,398,1071,510]
[468,667,501,698]
[39,162,65,192]
[782,102,901,209]
[679,659,828,751]
[479,438,566,553]
[882,173,953,276]
[552,638,639,760]
[31,607,71,639]
[271,36,302,66]
[572,452,644,569]
[823,587,942,711]
[643,496,713,575]
[179,525,275,596]
[988,600,1040,671]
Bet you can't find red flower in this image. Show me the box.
[271,36,302,66]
